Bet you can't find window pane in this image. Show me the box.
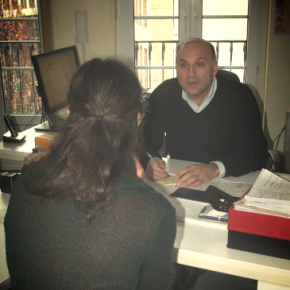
[163,42,177,66]
[136,42,177,66]
[151,69,176,89]
[203,0,248,15]
[136,68,176,90]
[150,43,163,66]
[216,42,231,66]
[135,19,178,41]
[202,19,247,40]
[232,42,245,66]
[2,70,41,114]
[135,43,148,66]
[136,69,149,88]
[230,69,245,82]
[134,0,178,16]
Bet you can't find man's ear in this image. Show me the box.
[213,62,218,77]
[67,106,70,115]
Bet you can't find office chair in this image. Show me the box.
[267,150,285,173]
[217,69,240,82]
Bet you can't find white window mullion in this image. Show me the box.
[116,0,134,70]
[179,0,202,43]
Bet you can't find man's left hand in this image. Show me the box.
[175,163,220,188]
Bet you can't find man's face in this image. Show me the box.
[176,41,218,105]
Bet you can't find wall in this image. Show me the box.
[263,0,290,152]
[50,0,116,63]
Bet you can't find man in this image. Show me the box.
[142,38,268,187]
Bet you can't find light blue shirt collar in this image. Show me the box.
[182,77,217,113]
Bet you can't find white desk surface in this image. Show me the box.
[157,159,290,290]
[1,158,290,290]
[0,127,56,161]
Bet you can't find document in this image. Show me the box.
[246,169,290,201]
[235,169,290,217]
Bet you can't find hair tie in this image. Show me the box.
[95,115,104,120]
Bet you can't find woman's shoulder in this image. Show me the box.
[119,174,175,215]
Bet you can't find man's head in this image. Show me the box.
[176,38,218,105]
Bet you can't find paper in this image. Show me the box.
[246,169,290,201]
[236,169,290,216]
[235,200,290,218]
[194,178,251,198]
[161,174,178,186]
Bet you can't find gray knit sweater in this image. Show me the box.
[5,169,176,290]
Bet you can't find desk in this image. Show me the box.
[1,159,290,290]
[156,159,290,290]
[0,127,56,170]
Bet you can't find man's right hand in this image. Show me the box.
[145,157,168,181]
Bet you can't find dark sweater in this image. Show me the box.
[4,169,176,290]
[141,76,268,177]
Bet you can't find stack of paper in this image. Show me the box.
[234,169,290,218]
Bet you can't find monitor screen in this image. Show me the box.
[31,46,80,130]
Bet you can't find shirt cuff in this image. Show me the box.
[211,161,226,178]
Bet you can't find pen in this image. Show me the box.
[146,152,170,177]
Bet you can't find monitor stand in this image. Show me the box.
[34,121,58,132]
[34,112,67,132]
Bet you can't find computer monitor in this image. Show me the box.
[31,45,80,131]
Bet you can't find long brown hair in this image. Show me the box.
[24,58,142,220]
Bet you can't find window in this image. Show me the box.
[117,0,267,93]
[0,0,42,134]
[133,0,248,88]
[134,0,178,89]
[202,0,248,82]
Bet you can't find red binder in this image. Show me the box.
[227,205,290,260]
[228,205,290,241]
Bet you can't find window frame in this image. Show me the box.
[117,0,268,98]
